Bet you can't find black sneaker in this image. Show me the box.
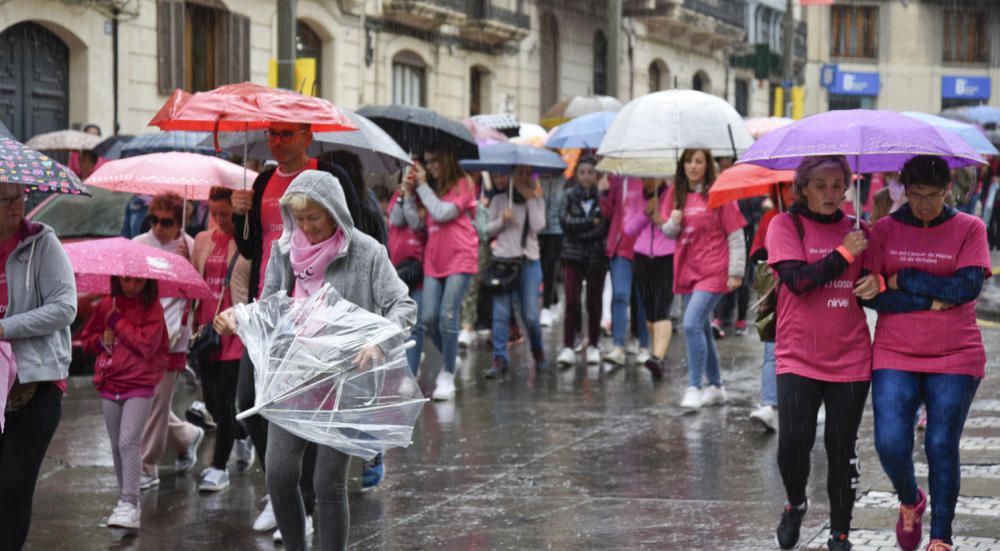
[827,530,852,551]
[484,358,507,379]
[775,501,808,549]
[644,357,664,381]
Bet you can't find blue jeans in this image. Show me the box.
[405,287,423,375]
[682,291,724,388]
[492,260,544,362]
[761,341,777,406]
[609,256,649,348]
[420,274,472,375]
[872,369,980,544]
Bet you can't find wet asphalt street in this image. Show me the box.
[23,269,1000,550]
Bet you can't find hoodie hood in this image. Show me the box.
[276,170,355,256]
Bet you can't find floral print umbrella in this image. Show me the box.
[0,123,87,195]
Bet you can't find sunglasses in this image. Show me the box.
[266,129,307,143]
[146,215,178,229]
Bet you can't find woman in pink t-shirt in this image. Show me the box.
[409,146,479,401]
[764,155,879,551]
[661,149,746,410]
[863,156,991,551]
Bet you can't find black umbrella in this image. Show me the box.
[356,105,478,160]
[92,134,135,160]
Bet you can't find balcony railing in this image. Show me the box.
[682,0,745,30]
[466,0,530,29]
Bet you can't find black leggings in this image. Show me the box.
[539,234,562,308]
[633,253,674,322]
[201,359,240,469]
[0,382,62,550]
[777,373,869,534]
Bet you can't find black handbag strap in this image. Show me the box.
[206,252,241,319]
[520,207,531,249]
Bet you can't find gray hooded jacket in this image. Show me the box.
[0,222,77,383]
[261,170,416,338]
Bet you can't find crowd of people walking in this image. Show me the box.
[0,100,997,551]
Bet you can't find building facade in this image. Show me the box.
[803,0,1000,115]
[0,0,789,142]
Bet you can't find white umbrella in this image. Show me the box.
[205,111,411,174]
[596,90,754,177]
[25,129,103,151]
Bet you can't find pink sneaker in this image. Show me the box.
[897,487,926,551]
[925,539,952,551]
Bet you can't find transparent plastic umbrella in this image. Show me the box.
[233,284,426,460]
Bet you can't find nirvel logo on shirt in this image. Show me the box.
[827,298,850,308]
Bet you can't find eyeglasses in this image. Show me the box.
[266,129,307,143]
[0,194,26,208]
[905,190,946,204]
[146,215,178,229]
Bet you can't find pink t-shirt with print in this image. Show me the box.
[423,179,478,278]
[671,189,746,295]
[258,158,319,295]
[197,231,244,362]
[865,212,991,378]
[767,213,872,382]
[387,191,426,266]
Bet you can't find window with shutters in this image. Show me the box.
[593,31,607,96]
[831,6,878,59]
[392,51,426,107]
[942,11,988,64]
[157,0,250,94]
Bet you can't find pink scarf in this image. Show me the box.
[290,228,346,298]
[0,342,16,433]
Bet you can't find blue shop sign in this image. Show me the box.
[829,71,880,96]
[942,76,990,100]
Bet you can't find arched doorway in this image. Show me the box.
[470,65,491,116]
[0,22,69,141]
[693,70,711,94]
[648,59,669,93]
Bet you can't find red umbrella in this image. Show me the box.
[63,238,213,300]
[148,83,357,133]
[708,164,795,209]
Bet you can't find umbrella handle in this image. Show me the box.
[242,129,250,240]
[235,404,262,421]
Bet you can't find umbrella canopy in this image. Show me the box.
[471,113,520,137]
[149,83,357,133]
[63,237,213,299]
[940,105,1000,128]
[357,104,478,160]
[541,95,623,129]
[459,142,567,173]
[744,117,794,139]
[901,112,999,156]
[597,90,755,177]
[737,110,986,173]
[25,129,103,152]
[545,111,618,150]
[0,131,87,195]
[707,164,796,209]
[461,118,509,146]
[120,131,228,159]
[85,152,258,201]
[205,111,412,174]
[92,135,135,160]
[233,284,426,460]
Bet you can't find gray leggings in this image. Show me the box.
[267,424,351,551]
[102,396,153,505]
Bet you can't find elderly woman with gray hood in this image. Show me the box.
[0,184,77,549]
[216,170,416,551]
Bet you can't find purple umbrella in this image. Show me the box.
[736,110,986,226]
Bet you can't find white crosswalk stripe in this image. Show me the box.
[856,490,1000,518]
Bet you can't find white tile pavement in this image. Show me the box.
[856,490,1000,519]
[803,529,1000,550]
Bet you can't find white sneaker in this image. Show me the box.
[603,346,626,366]
[625,339,639,355]
[749,405,777,432]
[233,438,255,474]
[817,404,826,425]
[139,474,159,491]
[585,346,601,365]
[175,425,205,474]
[273,515,313,543]
[106,500,140,530]
[458,329,475,348]
[635,347,651,365]
[556,347,576,366]
[253,496,277,532]
[539,308,554,327]
[431,370,456,401]
[198,467,230,492]
[700,385,727,406]
[680,386,702,411]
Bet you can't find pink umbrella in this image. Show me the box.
[84,151,257,200]
[63,238,213,300]
[461,118,509,147]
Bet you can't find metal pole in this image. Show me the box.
[782,0,795,116]
[277,0,298,90]
[607,0,622,98]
